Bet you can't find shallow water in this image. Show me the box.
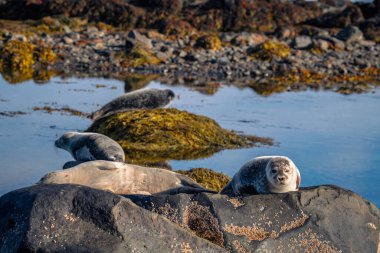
[0,76,379,207]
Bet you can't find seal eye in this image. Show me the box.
[285,169,290,173]
[271,169,276,173]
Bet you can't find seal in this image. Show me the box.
[55,132,125,162]
[220,156,301,195]
[89,88,175,121]
[38,160,214,195]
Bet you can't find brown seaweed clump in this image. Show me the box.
[1,40,35,72]
[195,34,222,51]
[176,168,230,192]
[87,108,272,161]
[247,40,290,60]
[120,43,161,68]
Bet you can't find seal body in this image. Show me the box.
[89,88,175,121]
[55,132,125,162]
[38,161,213,195]
[220,156,301,195]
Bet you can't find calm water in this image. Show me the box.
[0,76,379,207]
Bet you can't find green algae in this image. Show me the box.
[176,168,230,192]
[87,108,272,162]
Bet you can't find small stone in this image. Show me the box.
[291,36,313,49]
[313,39,330,51]
[63,25,72,34]
[62,37,73,44]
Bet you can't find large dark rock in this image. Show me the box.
[0,184,226,253]
[304,5,364,28]
[0,0,143,27]
[1,184,378,252]
[130,185,380,253]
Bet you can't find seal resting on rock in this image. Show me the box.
[89,88,175,121]
[38,160,213,195]
[55,132,125,163]
[220,156,301,196]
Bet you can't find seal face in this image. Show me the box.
[38,161,213,195]
[55,132,125,163]
[220,156,301,196]
[89,88,175,121]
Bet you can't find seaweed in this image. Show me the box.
[176,168,230,192]
[88,108,272,162]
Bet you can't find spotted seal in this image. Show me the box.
[220,156,301,195]
[38,160,213,195]
[55,132,125,163]
[89,88,175,121]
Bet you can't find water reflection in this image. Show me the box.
[0,75,379,207]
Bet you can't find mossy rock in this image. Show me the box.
[195,35,222,51]
[248,40,291,60]
[122,45,161,67]
[87,108,272,161]
[176,168,230,192]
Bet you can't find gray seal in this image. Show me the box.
[38,161,214,195]
[55,132,125,162]
[220,156,301,196]
[89,88,175,121]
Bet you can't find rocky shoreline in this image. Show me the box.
[0,0,379,94]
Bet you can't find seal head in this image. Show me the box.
[266,157,300,193]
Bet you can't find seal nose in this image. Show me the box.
[54,140,59,147]
[278,176,285,182]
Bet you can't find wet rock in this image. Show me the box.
[131,185,380,252]
[0,184,226,253]
[336,26,363,43]
[291,36,313,49]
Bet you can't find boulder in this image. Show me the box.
[131,185,380,252]
[305,5,364,28]
[336,26,363,43]
[0,184,226,253]
[1,184,379,252]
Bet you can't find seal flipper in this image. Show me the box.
[74,146,96,161]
